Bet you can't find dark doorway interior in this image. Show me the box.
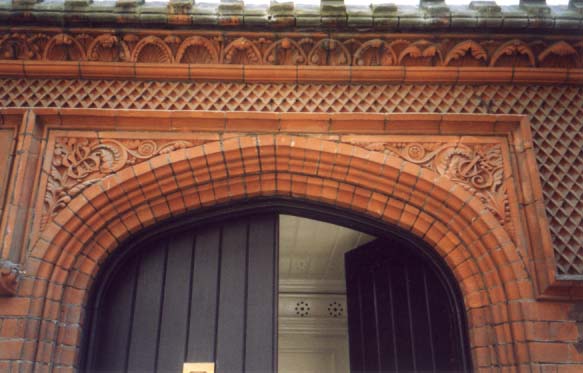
[81,201,471,373]
[345,239,471,372]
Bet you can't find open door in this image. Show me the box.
[82,214,278,373]
[345,238,471,372]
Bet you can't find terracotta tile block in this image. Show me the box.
[79,62,134,79]
[95,229,118,252]
[23,61,79,79]
[297,66,350,83]
[437,231,461,255]
[424,220,449,247]
[0,297,31,316]
[225,112,279,132]
[175,171,197,190]
[245,175,263,197]
[350,66,404,83]
[198,185,216,206]
[228,179,246,199]
[0,340,23,359]
[208,183,228,205]
[260,173,277,195]
[0,318,25,338]
[440,118,495,135]
[385,115,440,134]
[244,65,296,84]
[334,183,354,208]
[135,63,189,80]
[150,200,173,220]
[330,115,384,133]
[305,176,323,200]
[290,174,308,198]
[367,192,387,217]
[189,65,243,82]
[530,342,569,363]
[320,179,339,204]
[351,187,371,212]
[410,212,433,238]
[457,67,513,84]
[122,212,143,234]
[398,204,419,230]
[384,198,405,223]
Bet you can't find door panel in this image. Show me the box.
[345,239,470,372]
[84,214,278,373]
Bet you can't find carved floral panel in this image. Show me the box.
[42,136,210,230]
[40,133,516,247]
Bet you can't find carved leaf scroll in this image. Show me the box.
[42,137,207,230]
[349,141,511,231]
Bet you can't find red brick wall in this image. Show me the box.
[0,108,580,372]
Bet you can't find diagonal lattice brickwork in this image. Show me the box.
[0,80,581,275]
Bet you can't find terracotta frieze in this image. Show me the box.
[349,141,511,234]
[41,132,516,248]
[0,28,582,68]
[43,137,209,230]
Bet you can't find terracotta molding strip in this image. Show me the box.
[1,28,583,70]
[0,61,581,85]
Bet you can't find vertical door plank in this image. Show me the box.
[216,221,248,373]
[157,231,196,372]
[345,251,365,371]
[186,227,221,362]
[426,268,455,370]
[126,240,167,372]
[373,264,397,372]
[408,264,435,371]
[345,238,470,372]
[245,215,277,372]
[91,258,138,372]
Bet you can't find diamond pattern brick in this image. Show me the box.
[0,79,581,275]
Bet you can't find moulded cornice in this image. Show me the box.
[0,28,582,83]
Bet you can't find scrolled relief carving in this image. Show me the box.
[444,40,488,66]
[131,35,174,63]
[0,30,580,68]
[176,36,219,64]
[353,39,396,66]
[43,33,86,61]
[42,137,206,230]
[350,141,512,234]
[263,38,306,65]
[308,39,350,66]
[538,41,579,68]
[223,37,262,65]
[87,34,131,62]
[490,39,536,67]
[397,40,443,66]
[0,33,37,60]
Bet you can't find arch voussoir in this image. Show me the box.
[29,134,533,370]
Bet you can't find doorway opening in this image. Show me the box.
[81,201,471,372]
[278,215,373,373]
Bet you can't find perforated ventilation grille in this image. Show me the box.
[0,80,581,275]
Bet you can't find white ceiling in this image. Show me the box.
[279,214,374,293]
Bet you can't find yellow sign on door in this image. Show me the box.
[183,362,215,373]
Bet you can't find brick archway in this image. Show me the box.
[28,134,532,370]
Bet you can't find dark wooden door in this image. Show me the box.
[345,239,471,372]
[83,214,278,373]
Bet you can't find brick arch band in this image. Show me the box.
[27,134,533,370]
